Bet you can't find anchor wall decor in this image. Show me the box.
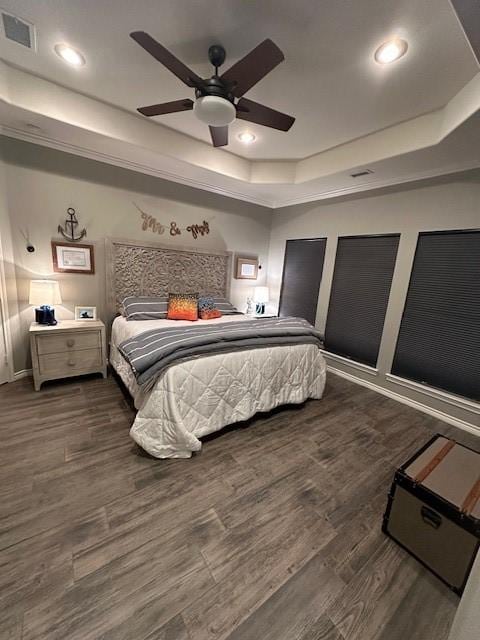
[58,208,87,242]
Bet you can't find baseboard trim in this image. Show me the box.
[322,351,378,376]
[327,365,480,438]
[13,368,32,380]
[385,373,480,415]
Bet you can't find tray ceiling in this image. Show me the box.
[1,0,479,207]
[0,0,477,160]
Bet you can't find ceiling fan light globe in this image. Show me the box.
[194,96,236,127]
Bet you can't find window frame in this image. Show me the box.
[278,236,328,324]
[324,232,401,367]
[391,227,480,401]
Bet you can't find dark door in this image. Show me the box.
[279,238,327,324]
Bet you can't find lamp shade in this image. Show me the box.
[253,286,269,304]
[29,280,62,306]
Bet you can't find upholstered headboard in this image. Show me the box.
[105,238,232,320]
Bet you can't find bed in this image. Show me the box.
[106,238,327,458]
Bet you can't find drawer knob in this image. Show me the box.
[68,360,76,367]
[66,339,75,347]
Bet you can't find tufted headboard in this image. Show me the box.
[105,237,232,322]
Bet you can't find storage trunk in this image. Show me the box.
[383,434,480,595]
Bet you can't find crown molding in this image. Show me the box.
[2,124,479,210]
[0,125,274,209]
[1,61,479,189]
[271,159,480,208]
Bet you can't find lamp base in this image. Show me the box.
[35,306,57,325]
[255,303,265,315]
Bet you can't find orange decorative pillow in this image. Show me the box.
[198,296,222,320]
[167,292,199,321]
[199,308,222,320]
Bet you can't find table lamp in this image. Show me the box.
[253,286,269,316]
[29,280,62,325]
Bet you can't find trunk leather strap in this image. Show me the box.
[414,439,455,483]
[461,477,480,516]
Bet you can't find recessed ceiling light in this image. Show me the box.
[238,132,256,144]
[374,38,408,65]
[54,43,85,67]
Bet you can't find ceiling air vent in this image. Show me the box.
[1,10,36,49]
[350,169,374,178]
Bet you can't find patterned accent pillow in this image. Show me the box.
[122,296,168,321]
[167,292,199,321]
[198,296,215,311]
[198,296,222,320]
[200,308,222,320]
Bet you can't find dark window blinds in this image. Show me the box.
[325,234,400,366]
[279,238,327,324]
[392,230,480,401]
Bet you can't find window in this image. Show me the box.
[279,238,327,324]
[392,230,480,401]
[324,234,400,367]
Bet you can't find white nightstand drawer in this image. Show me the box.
[38,348,102,376]
[36,331,101,355]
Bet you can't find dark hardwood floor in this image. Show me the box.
[1,371,477,640]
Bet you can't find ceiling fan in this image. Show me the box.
[130,31,295,147]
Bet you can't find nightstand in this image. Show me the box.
[29,320,107,391]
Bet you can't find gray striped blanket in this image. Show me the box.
[118,317,324,389]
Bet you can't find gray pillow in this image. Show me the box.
[211,297,241,314]
[122,296,168,321]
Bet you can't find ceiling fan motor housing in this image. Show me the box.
[195,76,234,101]
[194,73,236,126]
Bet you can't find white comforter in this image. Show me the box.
[110,315,326,458]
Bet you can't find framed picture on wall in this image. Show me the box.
[52,241,95,274]
[235,257,258,280]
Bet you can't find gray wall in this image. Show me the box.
[0,148,20,378]
[267,172,480,429]
[0,136,272,372]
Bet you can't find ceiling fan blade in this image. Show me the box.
[137,99,194,117]
[221,39,284,98]
[209,126,228,147]
[236,98,295,131]
[130,31,203,88]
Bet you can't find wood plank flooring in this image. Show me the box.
[1,371,477,640]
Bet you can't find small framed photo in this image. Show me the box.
[235,257,258,280]
[52,241,95,274]
[75,306,97,321]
